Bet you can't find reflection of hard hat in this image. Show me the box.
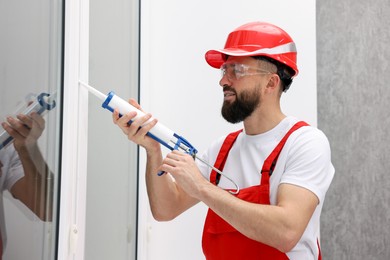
[205,21,298,77]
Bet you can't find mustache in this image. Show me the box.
[223,85,236,93]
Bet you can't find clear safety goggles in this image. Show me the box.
[220,63,271,81]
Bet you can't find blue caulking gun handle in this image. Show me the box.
[0,92,57,150]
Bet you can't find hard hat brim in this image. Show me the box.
[205,48,281,69]
[205,43,298,76]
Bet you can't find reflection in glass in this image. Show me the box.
[0,0,63,259]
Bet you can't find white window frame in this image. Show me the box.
[57,0,89,259]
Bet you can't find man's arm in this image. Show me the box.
[112,99,199,221]
[159,150,318,252]
[200,182,317,252]
[2,112,53,221]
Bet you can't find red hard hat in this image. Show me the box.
[205,21,298,76]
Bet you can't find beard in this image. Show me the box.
[221,86,260,124]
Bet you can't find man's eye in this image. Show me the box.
[234,68,244,75]
[233,65,245,74]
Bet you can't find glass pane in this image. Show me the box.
[0,0,63,259]
[84,0,139,259]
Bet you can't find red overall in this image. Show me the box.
[202,121,321,260]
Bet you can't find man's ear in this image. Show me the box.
[266,74,281,91]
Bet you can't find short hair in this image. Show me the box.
[253,56,294,92]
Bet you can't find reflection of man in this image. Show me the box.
[0,112,53,258]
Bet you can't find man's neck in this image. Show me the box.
[243,109,286,135]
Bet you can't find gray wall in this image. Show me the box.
[317,1,390,259]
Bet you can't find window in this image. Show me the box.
[0,0,63,259]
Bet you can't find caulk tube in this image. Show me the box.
[79,81,198,155]
[102,91,180,151]
[0,92,56,150]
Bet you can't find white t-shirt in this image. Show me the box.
[197,116,335,259]
[0,145,25,248]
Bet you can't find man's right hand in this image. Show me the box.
[112,98,161,152]
[1,112,45,152]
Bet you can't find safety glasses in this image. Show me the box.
[220,63,271,81]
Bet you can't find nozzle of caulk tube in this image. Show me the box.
[79,81,107,101]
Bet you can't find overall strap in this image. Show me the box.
[210,129,243,185]
[317,239,322,260]
[260,121,309,184]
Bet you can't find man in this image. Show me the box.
[0,112,53,257]
[113,21,334,259]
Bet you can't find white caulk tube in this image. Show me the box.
[0,92,57,150]
[103,92,176,148]
[80,81,198,157]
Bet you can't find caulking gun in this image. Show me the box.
[79,81,239,194]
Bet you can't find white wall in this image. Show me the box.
[138,0,317,259]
